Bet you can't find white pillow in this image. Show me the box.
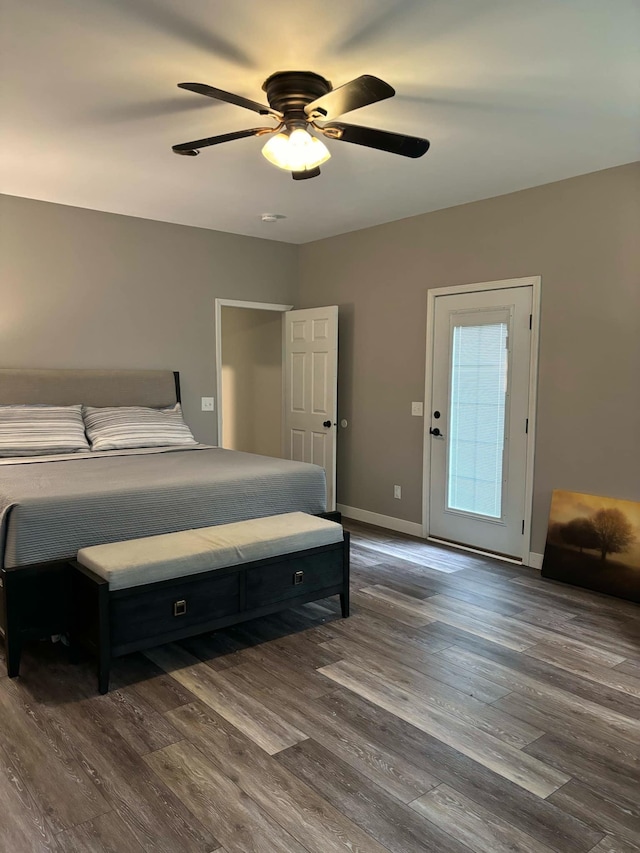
[0,404,90,456]
[82,403,197,451]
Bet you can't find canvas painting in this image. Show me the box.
[542,489,640,602]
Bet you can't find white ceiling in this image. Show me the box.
[1,0,639,244]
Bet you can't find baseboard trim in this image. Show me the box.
[337,504,423,538]
[527,552,544,570]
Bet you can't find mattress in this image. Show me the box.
[0,446,326,567]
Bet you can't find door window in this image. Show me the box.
[448,317,509,519]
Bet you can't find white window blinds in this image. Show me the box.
[447,321,508,518]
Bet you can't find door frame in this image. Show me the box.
[421,276,541,563]
[214,299,293,448]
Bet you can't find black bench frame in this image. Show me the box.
[0,510,343,679]
[71,533,350,694]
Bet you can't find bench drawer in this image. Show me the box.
[245,547,344,609]
[111,571,240,647]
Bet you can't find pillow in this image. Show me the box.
[0,404,90,456]
[83,403,197,451]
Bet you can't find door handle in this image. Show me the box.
[323,420,333,428]
[429,427,445,438]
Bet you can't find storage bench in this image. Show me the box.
[71,512,349,693]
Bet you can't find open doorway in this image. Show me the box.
[215,299,292,458]
[215,299,339,509]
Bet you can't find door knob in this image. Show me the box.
[323,420,332,428]
[429,427,444,437]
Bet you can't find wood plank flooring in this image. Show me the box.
[1,519,639,853]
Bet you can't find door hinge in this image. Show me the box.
[522,519,525,534]
[525,418,529,434]
[529,313,533,330]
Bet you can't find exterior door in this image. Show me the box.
[428,285,534,558]
[284,306,338,510]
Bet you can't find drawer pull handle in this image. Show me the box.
[294,571,304,586]
[174,600,187,617]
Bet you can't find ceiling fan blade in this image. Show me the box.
[178,82,281,117]
[172,127,270,154]
[305,75,394,120]
[320,122,430,158]
[291,166,321,181]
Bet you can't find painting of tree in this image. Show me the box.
[590,508,635,561]
[542,490,640,602]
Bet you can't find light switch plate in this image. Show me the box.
[411,401,424,416]
[201,397,215,412]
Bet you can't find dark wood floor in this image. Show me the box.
[1,520,639,852]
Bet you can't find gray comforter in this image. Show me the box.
[0,447,326,567]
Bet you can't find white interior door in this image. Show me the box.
[428,285,534,559]
[284,306,338,511]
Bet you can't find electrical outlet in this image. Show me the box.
[201,397,215,412]
[394,485,402,499]
[411,401,424,416]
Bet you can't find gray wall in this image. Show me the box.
[221,306,283,457]
[0,195,298,443]
[298,162,640,554]
[3,164,639,555]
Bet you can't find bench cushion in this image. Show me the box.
[76,512,343,590]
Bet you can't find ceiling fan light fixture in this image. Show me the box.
[173,72,430,175]
[261,128,331,172]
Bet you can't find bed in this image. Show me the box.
[0,368,328,676]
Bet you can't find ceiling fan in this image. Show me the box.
[171,71,430,180]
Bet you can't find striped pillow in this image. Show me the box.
[83,403,197,451]
[0,404,90,456]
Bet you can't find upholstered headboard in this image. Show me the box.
[0,369,180,408]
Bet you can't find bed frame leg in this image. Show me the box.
[5,636,21,678]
